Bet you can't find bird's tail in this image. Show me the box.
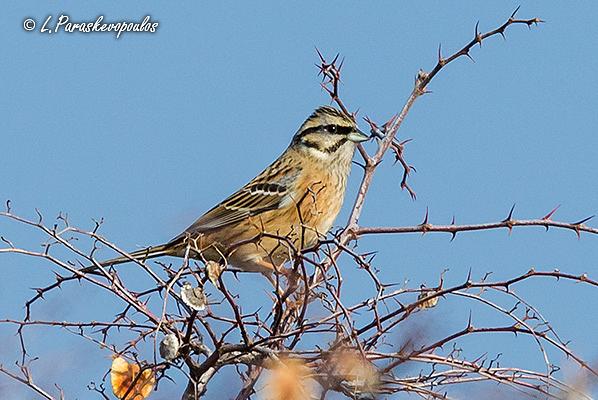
[100,243,173,267]
[80,243,173,275]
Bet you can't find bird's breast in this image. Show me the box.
[290,162,350,240]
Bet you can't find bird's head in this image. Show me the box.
[292,106,369,161]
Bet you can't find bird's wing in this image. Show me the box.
[171,156,299,240]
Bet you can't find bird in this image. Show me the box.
[95,106,368,276]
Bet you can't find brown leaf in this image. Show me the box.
[206,261,225,286]
[110,356,155,400]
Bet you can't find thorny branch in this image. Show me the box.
[1,8,596,400]
[356,213,598,239]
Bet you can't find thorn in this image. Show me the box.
[408,188,417,201]
[542,204,561,221]
[419,207,430,233]
[320,83,333,95]
[466,268,472,284]
[384,114,399,132]
[467,311,473,331]
[421,207,429,227]
[472,352,487,365]
[35,208,43,224]
[1,235,15,248]
[572,215,594,226]
[437,43,445,66]
[352,160,366,170]
[54,272,64,284]
[475,21,482,47]
[463,50,475,63]
[315,47,325,63]
[510,5,522,20]
[315,63,323,75]
[361,250,378,259]
[501,203,516,222]
[449,215,457,242]
[331,53,340,65]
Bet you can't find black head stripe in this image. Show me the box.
[301,137,348,154]
[301,139,321,150]
[324,138,348,153]
[299,126,320,137]
[300,124,353,137]
[335,125,353,135]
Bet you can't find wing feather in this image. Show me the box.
[171,157,298,241]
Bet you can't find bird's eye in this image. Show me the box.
[326,125,337,133]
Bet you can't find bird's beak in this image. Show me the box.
[347,128,370,143]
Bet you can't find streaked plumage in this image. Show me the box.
[100,106,368,275]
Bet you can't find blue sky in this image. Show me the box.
[1,1,597,399]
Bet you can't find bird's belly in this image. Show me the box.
[195,179,346,272]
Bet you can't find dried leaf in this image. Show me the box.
[159,334,180,361]
[417,290,439,309]
[110,356,155,400]
[206,261,224,286]
[180,282,207,311]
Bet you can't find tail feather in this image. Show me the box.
[81,243,172,275]
[100,244,172,267]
